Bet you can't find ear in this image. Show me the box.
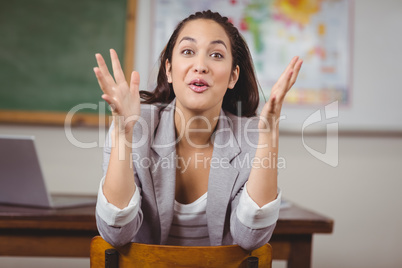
[165,59,172,83]
[228,65,240,89]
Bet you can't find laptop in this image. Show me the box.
[0,135,97,209]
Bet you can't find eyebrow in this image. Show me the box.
[179,36,227,49]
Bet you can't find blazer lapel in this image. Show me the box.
[150,103,241,246]
[150,101,177,244]
[207,110,241,246]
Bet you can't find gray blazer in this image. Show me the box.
[96,100,276,251]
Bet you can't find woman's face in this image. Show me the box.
[166,19,239,116]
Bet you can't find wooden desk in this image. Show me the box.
[0,199,333,268]
[270,203,334,268]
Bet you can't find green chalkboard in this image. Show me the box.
[0,0,134,124]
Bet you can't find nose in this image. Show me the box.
[193,55,208,74]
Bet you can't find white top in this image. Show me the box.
[166,192,210,246]
[97,177,282,233]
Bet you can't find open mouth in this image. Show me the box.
[193,82,205,86]
[189,79,209,93]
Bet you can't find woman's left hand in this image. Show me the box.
[258,56,303,134]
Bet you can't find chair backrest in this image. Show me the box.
[90,236,272,268]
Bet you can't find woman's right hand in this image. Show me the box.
[94,49,141,134]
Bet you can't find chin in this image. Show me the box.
[183,100,222,115]
[174,89,224,115]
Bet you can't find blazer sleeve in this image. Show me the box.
[95,122,144,247]
[226,113,281,251]
[229,183,281,251]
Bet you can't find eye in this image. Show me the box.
[211,52,224,59]
[182,49,194,56]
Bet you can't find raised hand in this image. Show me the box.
[258,56,303,133]
[93,49,141,134]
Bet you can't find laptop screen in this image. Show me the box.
[0,135,52,207]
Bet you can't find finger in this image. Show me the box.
[94,67,111,94]
[130,71,140,95]
[277,56,299,82]
[95,53,115,84]
[101,94,113,107]
[275,57,302,99]
[101,94,120,114]
[258,95,278,130]
[289,59,303,87]
[260,94,276,118]
[110,49,126,84]
[272,56,298,95]
[275,69,293,102]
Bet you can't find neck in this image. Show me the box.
[174,106,220,150]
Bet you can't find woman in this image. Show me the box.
[93,10,302,251]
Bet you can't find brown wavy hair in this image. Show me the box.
[140,10,260,117]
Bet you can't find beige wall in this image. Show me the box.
[279,134,402,267]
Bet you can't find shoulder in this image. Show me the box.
[134,103,167,133]
[131,102,176,148]
[138,103,161,122]
[137,101,175,124]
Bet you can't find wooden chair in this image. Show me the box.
[90,236,272,268]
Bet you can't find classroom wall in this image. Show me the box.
[1,0,402,267]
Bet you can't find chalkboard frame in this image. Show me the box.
[0,0,137,127]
